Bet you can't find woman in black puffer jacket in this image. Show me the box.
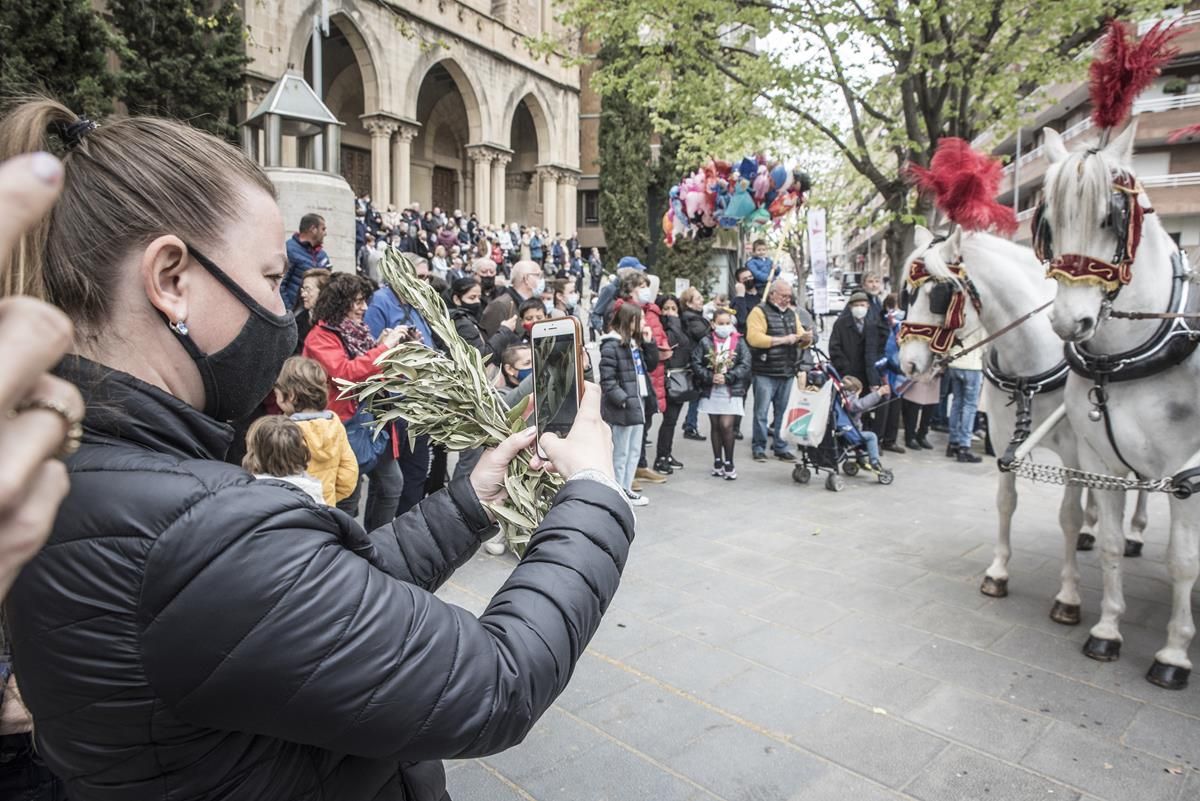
[653,294,694,475]
[447,277,520,367]
[678,287,711,440]
[1,99,634,801]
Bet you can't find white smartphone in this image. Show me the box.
[530,317,585,457]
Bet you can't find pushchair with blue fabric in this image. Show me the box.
[791,352,894,492]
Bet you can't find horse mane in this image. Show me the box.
[1044,149,1112,232]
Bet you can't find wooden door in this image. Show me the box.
[432,166,457,211]
[340,146,371,197]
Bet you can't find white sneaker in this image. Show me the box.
[624,489,649,507]
[483,533,506,555]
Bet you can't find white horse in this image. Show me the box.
[1041,122,1200,689]
[898,226,1148,624]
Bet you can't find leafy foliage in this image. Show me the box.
[108,0,249,140]
[0,0,123,118]
[597,43,653,269]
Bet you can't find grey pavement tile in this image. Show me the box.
[976,590,1106,641]
[988,626,1108,683]
[694,664,841,738]
[788,541,874,575]
[519,740,701,801]
[905,601,1015,649]
[622,635,758,695]
[788,700,949,788]
[608,576,702,619]
[998,666,1142,736]
[703,545,801,581]
[585,610,679,660]
[659,724,830,801]
[806,654,940,715]
[554,653,642,713]
[815,611,936,663]
[1183,768,1200,801]
[480,706,610,783]
[1020,721,1185,801]
[748,591,853,634]
[574,680,735,762]
[837,580,932,620]
[653,598,773,645]
[901,638,1035,698]
[904,684,1053,762]
[628,550,725,589]
[444,761,528,801]
[1121,703,1200,768]
[760,562,857,598]
[716,529,812,558]
[676,568,781,608]
[901,572,994,612]
[434,583,489,618]
[724,624,847,679]
[846,557,929,589]
[904,745,1081,801]
[790,768,908,801]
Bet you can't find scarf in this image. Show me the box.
[332,317,377,358]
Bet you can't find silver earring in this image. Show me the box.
[170,319,189,336]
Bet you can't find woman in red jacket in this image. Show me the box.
[304,273,405,521]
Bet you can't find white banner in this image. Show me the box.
[809,208,829,315]
[674,278,690,296]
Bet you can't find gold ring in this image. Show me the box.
[14,397,84,458]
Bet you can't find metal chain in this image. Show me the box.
[1004,457,1176,493]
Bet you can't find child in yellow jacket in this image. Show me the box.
[273,357,358,506]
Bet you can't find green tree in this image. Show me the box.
[559,0,1172,282]
[596,43,653,268]
[0,0,122,118]
[109,0,248,140]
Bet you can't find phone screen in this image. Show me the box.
[533,330,581,439]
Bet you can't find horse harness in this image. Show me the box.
[1032,172,1200,498]
[897,257,982,354]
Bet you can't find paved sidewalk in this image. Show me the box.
[437,427,1200,801]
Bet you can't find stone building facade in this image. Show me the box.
[241,0,581,235]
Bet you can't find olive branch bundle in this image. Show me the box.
[340,250,562,555]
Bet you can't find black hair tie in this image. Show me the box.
[56,117,98,151]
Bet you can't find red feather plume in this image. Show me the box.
[1168,123,1200,144]
[907,138,1017,235]
[1089,20,1183,130]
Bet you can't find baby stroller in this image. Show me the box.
[790,354,894,492]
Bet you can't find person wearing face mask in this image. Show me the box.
[829,291,883,412]
[860,273,901,452]
[616,272,671,485]
[517,298,548,341]
[1,100,635,801]
[731,267,760,337]
[448,277,518,367]
[678,287,710,441]
[479,260,543,337]
[652,295,693,475]
[692,309,751,479]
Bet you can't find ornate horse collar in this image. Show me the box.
[897,258,983,354]
[1034,172,1149,298]
[984,349,1069,395]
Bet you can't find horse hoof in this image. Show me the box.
[1083,636,1122,662]
[980,576,1008,598]
[1076,532,1095,551]
[1124,540,1143,558]
[1050,601,1081,626]
[1146,661,1190,690]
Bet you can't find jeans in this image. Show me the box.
[364,447,404,531]
[752,374,792,456]
[656,399,684,460]
[685,399,699,431]
[932,372,951,427]
[948,368,983,448]
[611,423,644,491]
[859,429,881,463]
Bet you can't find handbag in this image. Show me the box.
[666,367,698,403]
[343,403,390,473]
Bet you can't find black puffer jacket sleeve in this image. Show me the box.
[139,476,634,762]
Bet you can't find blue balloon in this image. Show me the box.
[770,165,788,191]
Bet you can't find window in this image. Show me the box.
[578,190,600,226]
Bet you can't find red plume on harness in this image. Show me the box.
[1089,20,1183,130]
[907,138,1017,235]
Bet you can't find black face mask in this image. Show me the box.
[480,276,496,291]
[168,247,298,422]
[459,300,482,318]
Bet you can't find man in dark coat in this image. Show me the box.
[829,290,882,390]
[7,358,635,801]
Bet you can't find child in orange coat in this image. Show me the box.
[273,357,358,506]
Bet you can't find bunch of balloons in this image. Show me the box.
[663,155,812,246]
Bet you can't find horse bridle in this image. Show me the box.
[897,257,982,354]
[1033,171,1149,303]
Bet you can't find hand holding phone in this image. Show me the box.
[530,318,585,458]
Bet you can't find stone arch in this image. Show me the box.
[288,6,384,114]
[502,85,553,164]
[405,56,487,143]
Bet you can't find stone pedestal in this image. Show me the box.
[267,167,356,272]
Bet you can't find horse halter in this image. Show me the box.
[898,258,982,354]
[1034,172,1147,299]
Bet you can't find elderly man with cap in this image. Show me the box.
[829,290,884,402]
[479,259,545,337]
[746,276,812,462]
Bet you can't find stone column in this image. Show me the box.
[362,116,399,205]
[466,146,494,222]
[491,155,510,225]
[557,170,579,238]
[391,123,419,209]
[538,166,559,237]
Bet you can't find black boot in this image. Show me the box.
[945,444,958,458]
[653,457,674,476]
[916,436,933,449]
[956,448,982,463]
